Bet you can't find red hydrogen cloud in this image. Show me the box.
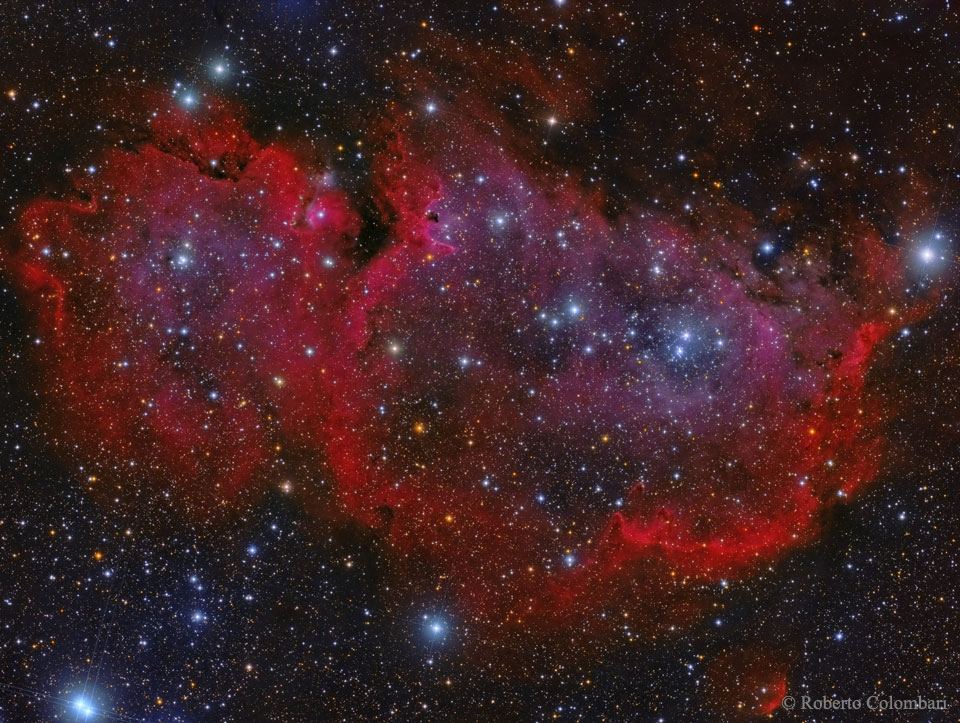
[704,645,791,718]
[4,97,442,510]
[326,115,933,632]
[2,94,934,640]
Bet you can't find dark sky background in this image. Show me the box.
[1,1,959,721]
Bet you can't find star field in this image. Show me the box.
[1,1,960,721]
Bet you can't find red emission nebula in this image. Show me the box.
[3,93,936,645]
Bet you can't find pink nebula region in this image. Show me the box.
[4,95,933,640]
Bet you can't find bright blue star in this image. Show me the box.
[73,697,94,718]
